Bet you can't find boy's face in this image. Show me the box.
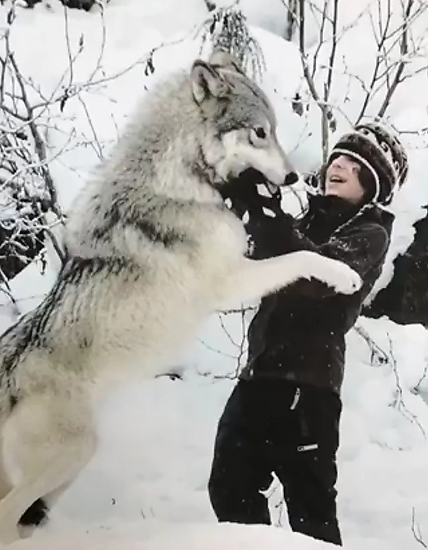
[325,155,366,205]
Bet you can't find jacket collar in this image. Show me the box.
[301,194,394,244]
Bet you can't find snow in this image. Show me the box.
[1,0,428,548]
[10,523,340,549]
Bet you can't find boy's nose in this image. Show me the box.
[330,155,347,169]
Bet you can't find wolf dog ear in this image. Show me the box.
[209,50,246,76]
[191,60,230,104]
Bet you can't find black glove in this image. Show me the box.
[219,169,299,259]
[304,171,321,195]
[219,168,284,222]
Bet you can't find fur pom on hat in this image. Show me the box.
[328,122,408,205]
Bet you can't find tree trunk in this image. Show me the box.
[285,0,299,41]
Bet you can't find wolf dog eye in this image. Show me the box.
[249,126,267,145]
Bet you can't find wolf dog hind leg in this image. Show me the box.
[0,392,96,544]
[0,426,13,503]
[17,481,73,540]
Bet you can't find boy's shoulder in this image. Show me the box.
[343,204,394,236]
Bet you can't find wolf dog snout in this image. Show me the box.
[284,171,299,186]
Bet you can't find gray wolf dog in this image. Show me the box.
[0,52,361,542]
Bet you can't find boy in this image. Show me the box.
[208,123,408,546]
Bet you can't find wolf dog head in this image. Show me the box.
[71,52,298,217]
[190,52,298,188]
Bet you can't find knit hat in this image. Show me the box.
[327,122,408,205]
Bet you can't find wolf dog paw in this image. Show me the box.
[296,251,362,295]
[315,255,362,294]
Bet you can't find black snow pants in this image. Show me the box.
[208,378,342,546]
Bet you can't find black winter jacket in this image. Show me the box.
[228,183,394,394]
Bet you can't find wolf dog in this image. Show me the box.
[0,52,361,542]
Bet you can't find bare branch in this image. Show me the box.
[311,0,329,79]
[353,0,428,123]
[285,0,299,42]
[355,1,393,123]
[298,0,337,162]
[412,507,427,548]
[324,0,339,101]
[413,363,428,395]
[8,53,63,223]
[354,324,390,367]
[387,334,426,438]
[196,338,238,361]
[77,95,104,160]
[377,0,415,119]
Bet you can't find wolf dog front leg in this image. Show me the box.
[220,250,362,308]
[0,393,97,544]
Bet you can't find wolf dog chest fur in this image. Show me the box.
[62,194,248,381]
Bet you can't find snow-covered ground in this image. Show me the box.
[1,0,428,548]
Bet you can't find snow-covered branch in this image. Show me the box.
[297,0,338,162]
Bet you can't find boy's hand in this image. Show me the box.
[219,168,284,222]
[219,169,297,259]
